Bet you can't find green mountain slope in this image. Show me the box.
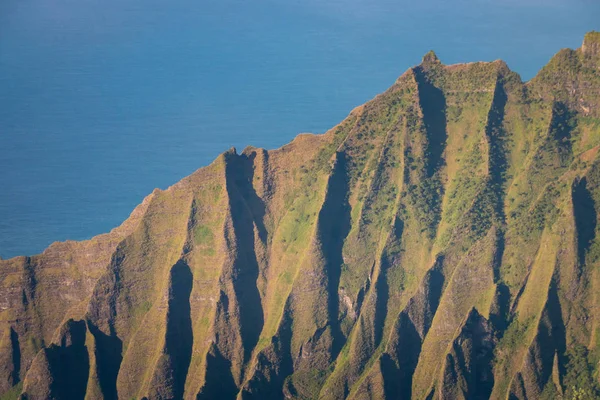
[2,32,600,400]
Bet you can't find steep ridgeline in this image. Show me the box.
[2,32,600,400]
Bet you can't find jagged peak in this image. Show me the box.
[226,146,237,155]
[421,50,441,65]
[492,59,510,71]
[582,30,600,58]
[241,145,259,155]
[532,31,599,80]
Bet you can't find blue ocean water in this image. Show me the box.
[0,0,598,258]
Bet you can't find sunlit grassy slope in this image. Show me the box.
[2,32,600,400]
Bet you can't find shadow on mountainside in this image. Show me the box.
[318,152,352,357]
[413,66,447,178]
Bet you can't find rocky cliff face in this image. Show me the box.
[2,32,600,400]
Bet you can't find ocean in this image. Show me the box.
[1,0,598,258]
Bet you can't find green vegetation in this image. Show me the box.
[1,33,600,400]
[563,344,600,400]
[0,383,22,400]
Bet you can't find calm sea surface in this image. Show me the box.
[1,0,599,258]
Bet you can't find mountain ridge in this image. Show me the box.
[1,32,600,399]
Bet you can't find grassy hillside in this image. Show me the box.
[1,32,600,400]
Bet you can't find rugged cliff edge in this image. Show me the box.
[2,32,600,400]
